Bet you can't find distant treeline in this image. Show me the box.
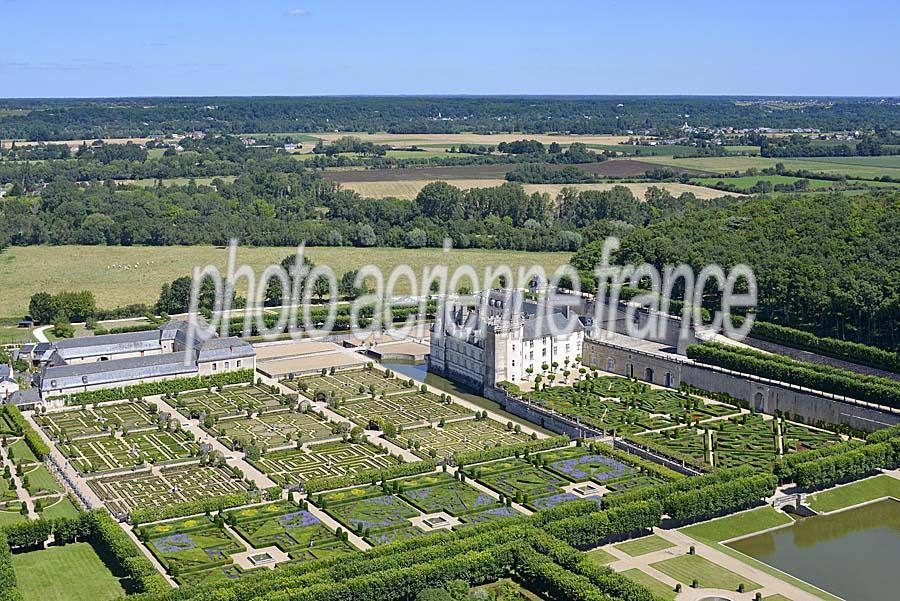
[2,96,900,140]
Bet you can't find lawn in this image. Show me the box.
[680,507,793,543]
[0,508,27,526]
[585,547,617,566]
[8,439,38,464]
[0,245,571,317]
[619,569,676,600]
[807,474,900,513]
[40,496,81,520]
[23,464,64,496]
[613,534,675,557]
[12,542,128,601]
[650,553,760,592]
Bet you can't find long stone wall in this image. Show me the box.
[584,337,900,433]
[500,393,604,439]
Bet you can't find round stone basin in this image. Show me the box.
[698,597,733,601]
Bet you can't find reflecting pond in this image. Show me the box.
[728,499,900,601]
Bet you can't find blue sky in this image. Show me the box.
[2,0,897,98]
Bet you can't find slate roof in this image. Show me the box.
[39,352,198,393]
[0,365,13,383]
[196,337,255,363]
[53,330,162,360]
[522,312,586,340]
[7,389,39,408]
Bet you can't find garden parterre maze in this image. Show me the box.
[390,417,533,460]
[463,444,668,511]
[19,365,861,600]
[249,440,401,487]
[172,384,290,420]
[641,413,842,470]
[283,367,416,402]
[57,428,199,474]
[525,377,740,434]
[332,389,474,428]
[89,463,251,519]
[207,409,334,452]
[314,471,511,546]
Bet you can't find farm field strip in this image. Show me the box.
[340,180,734,200]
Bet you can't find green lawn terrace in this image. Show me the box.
[386,416,533,461]
[204,406,335,452]
[36,495,81,520]
[139,514,246,585]
[88,462,250,519]
[225,501,355,562]
[58,427,199,474]
[7,438,40,466]
[35,400,158,441]
[171,383,291,421]
[331,389,473,429]
[640,413,842,471]
[0,410,22,437]
[282,366,416,402]
[21,463,63,497]
[249,440,400,488]
[523,377,739,435]
[11,541,130,601]
[314,471,511,546]
[462,444,673,511]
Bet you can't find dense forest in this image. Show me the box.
[0,171,707,252]
[2,96,900,140]
[571,191,900,350]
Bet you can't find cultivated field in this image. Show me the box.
[639,155,900,179]
[0,246,571,317]
[323,159,702,184]
[340,180,735,200]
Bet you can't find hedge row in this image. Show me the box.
[747,320,900,374]
[773,440,863,482]
[664,474,777,523]
[524,529,658,601]
[543,500,663,550]
[454,435,571,467]
[303,460,438,494]
[130,497,619,601]
[226,302,437,338]
[793,441,896,490]
[0,532,19,601]
[602,466,758,509]
[91,511,171,595]
[130,491,254,525]
[1,405,50,461]
[687,341,900,409]
[619,432,710,472]
[55,369,254,405]
[867,423,900,444]
[589,442,685,482]
[0,512,168,596]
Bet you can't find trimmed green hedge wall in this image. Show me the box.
[687,342,900,408]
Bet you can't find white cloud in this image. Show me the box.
[285,8,310,16]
